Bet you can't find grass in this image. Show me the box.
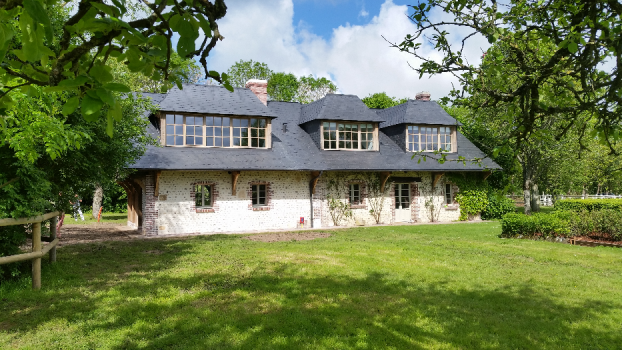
[1,223,621,349]
[64,212,127,225]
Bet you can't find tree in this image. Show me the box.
[394,0,622,154]
[225,59,273,88]
[296,75,337,104]
[267,72,299,102]
[361,92,408,109]
[0,0,232,136]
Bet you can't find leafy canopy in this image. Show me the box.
[361,92,408,109]
[0,0,231,136]
[394,0,622,154]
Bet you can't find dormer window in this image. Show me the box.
[407,125,455,152]
[163,114,270,148]
[321,122,378,151]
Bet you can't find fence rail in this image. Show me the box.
[0,211,61,290]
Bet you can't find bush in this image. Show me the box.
[501,212,571,238]
[455,190,489,221]
[0,225,28,282]
[482,193,516,220]
[554,199,622,212]
[502,209,622,241]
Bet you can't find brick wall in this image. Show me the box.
[141,170,462,234]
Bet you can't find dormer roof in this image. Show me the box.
[158,84,278,118]
[377,100,462,128]
[299,94,385,125]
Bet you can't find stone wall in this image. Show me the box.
[139,170,462,235]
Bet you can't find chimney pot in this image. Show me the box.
[415,91,431,101]
[245,79,268,106]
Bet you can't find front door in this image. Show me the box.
[395,183,411,222]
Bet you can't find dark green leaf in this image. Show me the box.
[81,94,104,116]
[82,110,101,122]
[23,0,53,42]
[96,88,115,105]
[106,111,114,137]
[62,96,80,116]
[177,36,195,58]
[567,42,578,53]
[103,83,131,92]
[90,64,113,83]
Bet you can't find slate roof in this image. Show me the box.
[377,100,462,128]
[299,94,385,125]
[130,85,500,172]
[158,84,278,118]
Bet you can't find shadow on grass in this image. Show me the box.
[3,249,620,349]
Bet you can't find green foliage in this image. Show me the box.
[0,225,28,281]
[361,92,408,109]
[0,0,231,133]
[502,209,622,241]
[225,60,273,88]
[267,73,299,102]
[455,190,488,221]
[482,192,515,220]
[554,199,622,212]
[501,212,571,238]
[296,75,337,104]
[398,0,622,150]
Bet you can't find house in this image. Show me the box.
[122,80,500,235]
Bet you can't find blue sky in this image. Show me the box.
[292,0,412,41]
[203,0,484,99]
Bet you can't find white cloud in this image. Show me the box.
[358,7,369,18]
[208,0,490,100]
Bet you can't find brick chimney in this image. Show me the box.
[245,79,268,106]
[415,91,431,101]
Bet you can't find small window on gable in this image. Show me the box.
[349,184,361,205]
[445,183,452,205]
[195,184,213,208]
[322,122,376,150]
[251,184,266,206]
[407,125,454,152]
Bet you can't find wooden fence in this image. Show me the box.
[0,211,61,290]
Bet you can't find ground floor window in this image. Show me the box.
[251,184,266,206]
[349,184,361,205]
[195,184,213,208]
[395,183,410,209]
[445,183,452,205]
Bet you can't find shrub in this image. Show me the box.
[501,212,571,238]
[455,190,489,221]
[482,193,516,220]
[0,225,28,282]
[554,199,622,212]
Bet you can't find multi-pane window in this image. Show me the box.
[322,122,375,150]
[165,114,268,148]
[445,183,452,205]
[407,125,453,152]
[166,115,184,146]
[195,184,213,208]
[206,116,231,147]
[440,127,452,152]
[349,184,361,205]
[251,184,266,206]
[186,116,203,146]
[395,183,410,209]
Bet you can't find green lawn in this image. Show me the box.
[63,212,127,225]
[1,223,621,349]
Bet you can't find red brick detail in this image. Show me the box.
[190,182,219,213]
[390,183,396,223]
[247,181,274,211]
[143,174,158,235]
[245,80,268,106]
[348,181,367,209]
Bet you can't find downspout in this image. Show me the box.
[309,171,323,228]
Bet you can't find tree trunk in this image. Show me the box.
[530,183,540,213]
[523,166,533,215]
[582,184,587,199]
[92,184,103,219]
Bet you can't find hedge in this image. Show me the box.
[554,199,622,212]
[501,209,622,241]
[482,194,515,220]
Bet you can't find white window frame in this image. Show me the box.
[161,113,271,149]
[195,184,213,208]
[320,121,379,151]
[406,125,457,153]
[251,184,267,207]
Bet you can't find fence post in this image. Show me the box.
[49,216,57,263]
[32,222,42,290]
